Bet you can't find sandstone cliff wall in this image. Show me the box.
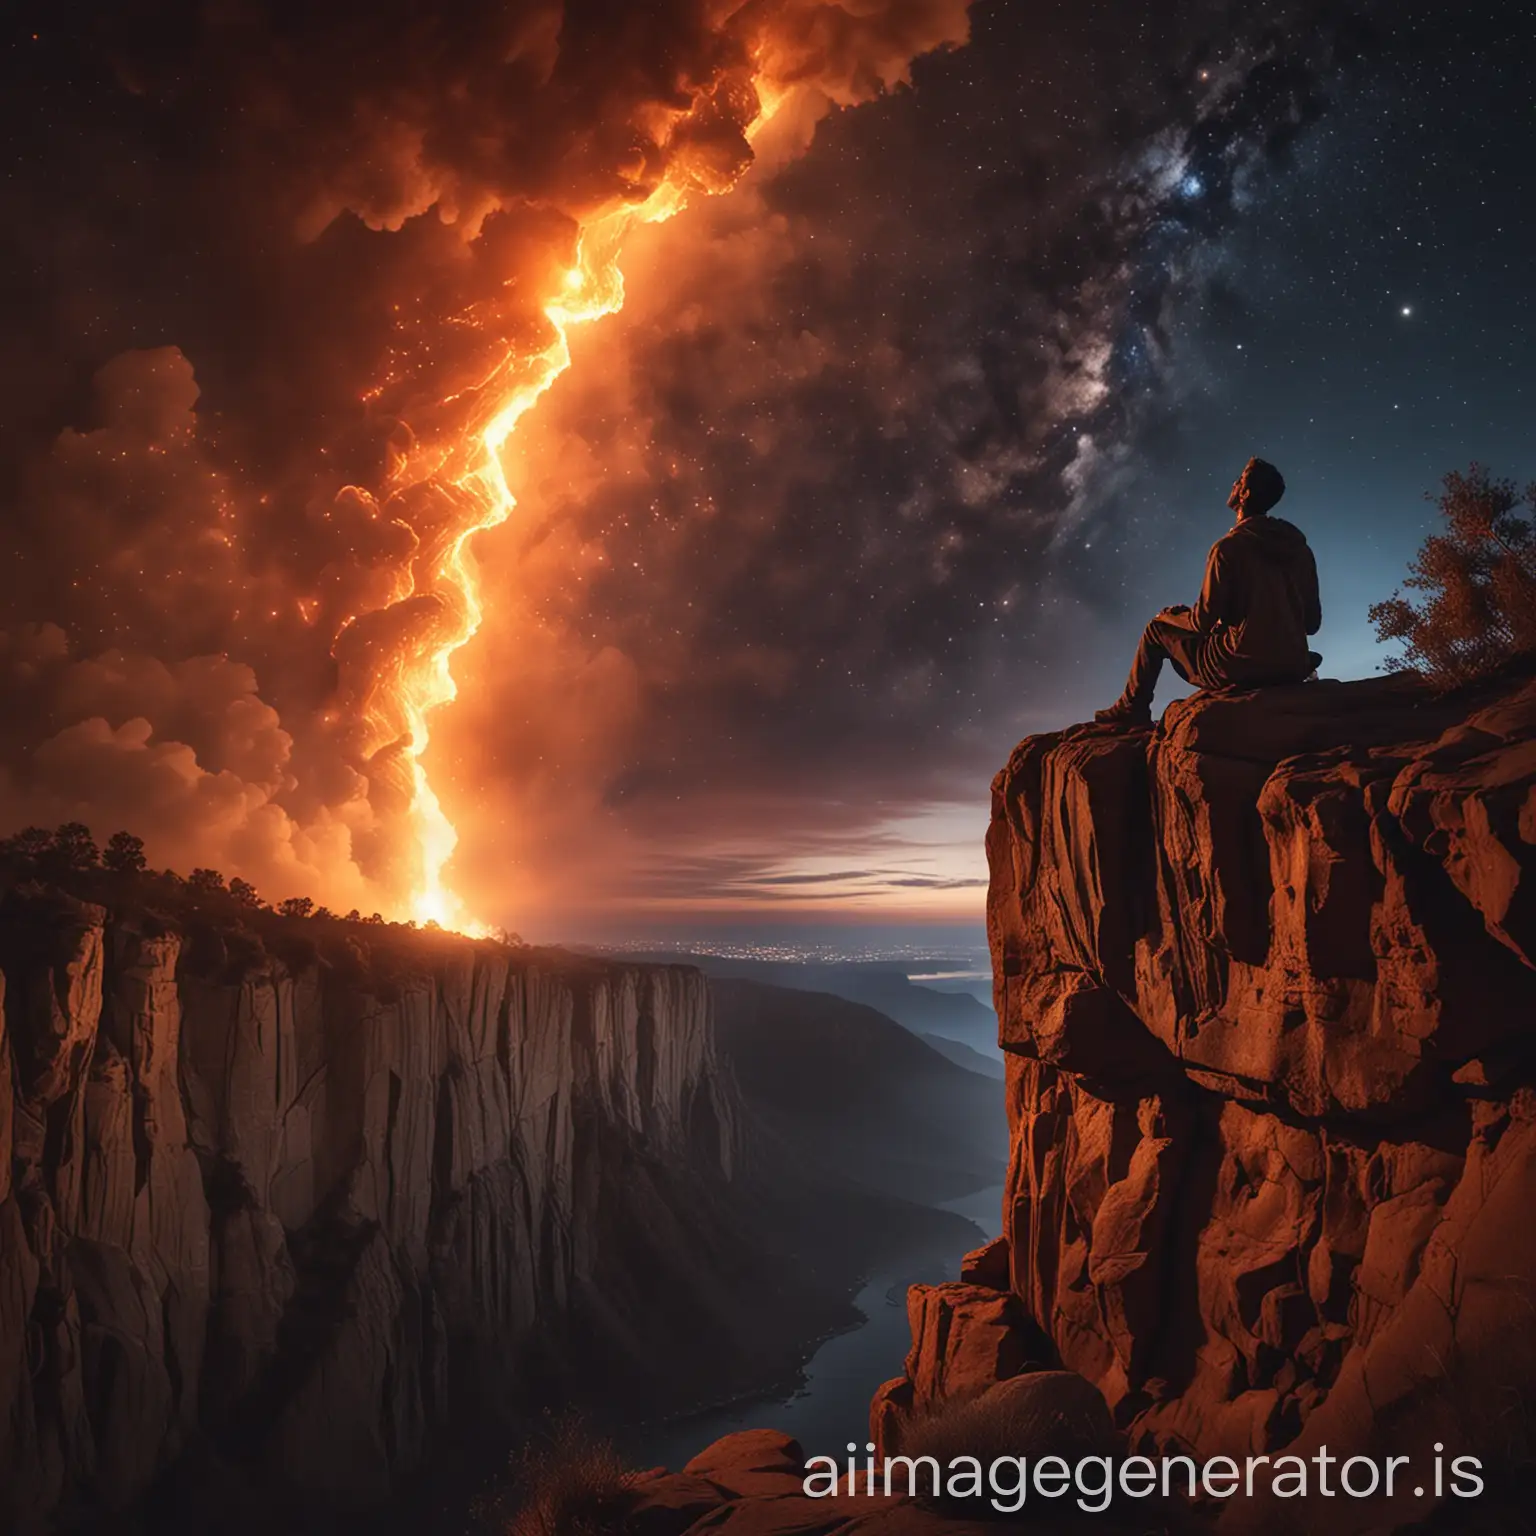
[0,897,734,1530]
[875,668,1536,1530]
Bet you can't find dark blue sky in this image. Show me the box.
[1107,11,1535,689]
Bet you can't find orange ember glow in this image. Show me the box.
[369,95,784,933]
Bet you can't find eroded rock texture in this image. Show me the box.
[0,897,738,1530]
[876,668,1536,1527]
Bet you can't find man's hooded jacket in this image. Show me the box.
[1163,514,1322,689]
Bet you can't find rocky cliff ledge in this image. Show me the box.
[0,896,752,1530]
[874,665,1536,1530]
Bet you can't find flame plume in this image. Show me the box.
[354,173,708,930]
[320,3,969,931]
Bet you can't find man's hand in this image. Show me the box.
[1157,603,1191,621]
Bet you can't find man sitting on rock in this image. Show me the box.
[1095,456,1322,726]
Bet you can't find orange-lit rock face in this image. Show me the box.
[988,674,1536,1117]
[876,667,1536,1493]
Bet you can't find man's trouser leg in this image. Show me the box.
[1118,617,1189,708]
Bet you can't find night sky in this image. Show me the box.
[0,0,1531,937]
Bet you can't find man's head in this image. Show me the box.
[1228,457,1286,519]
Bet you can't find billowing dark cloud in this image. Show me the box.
[0,621,381,906]
[0,0,970,918]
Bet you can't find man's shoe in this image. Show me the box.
[1093,699,1152,727]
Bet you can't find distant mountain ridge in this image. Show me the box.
[607,951,1002,1060]
[918,1031,1005,1080]
[711,977,1007,1208]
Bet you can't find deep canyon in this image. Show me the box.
[0,877,997,1533]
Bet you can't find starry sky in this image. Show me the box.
[1133,7,1536,685]
[0,0,1531,938]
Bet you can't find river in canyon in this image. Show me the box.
[620,1182,1005,1471]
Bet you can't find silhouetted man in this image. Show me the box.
[1095,457,1321,725]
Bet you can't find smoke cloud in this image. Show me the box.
[0,0,970,914]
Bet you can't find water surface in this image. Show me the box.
[623,1183,1005,1469]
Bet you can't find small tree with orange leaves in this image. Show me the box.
[1370,464,1536,687]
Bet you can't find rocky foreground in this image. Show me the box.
[880,664,1536,1531]
[619,664,1536,1535]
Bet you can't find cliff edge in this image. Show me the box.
[872,664,1536,1531]
[0,899,773,1531]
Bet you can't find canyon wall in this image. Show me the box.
[0,899,737,1531]
[875,666,1536,1530]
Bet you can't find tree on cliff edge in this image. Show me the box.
[1370,464,1536,686]
[102,831,147,874]
[51,823,100,871]
[0,827,54,866]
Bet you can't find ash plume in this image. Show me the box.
[0,0,969,915]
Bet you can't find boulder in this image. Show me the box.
[623,1470,730,1534]
[872,1282,1049,1456]
[684,1429,808,1497]
[957,1236,1008,1289]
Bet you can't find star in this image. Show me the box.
[1400,304,1413,316]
